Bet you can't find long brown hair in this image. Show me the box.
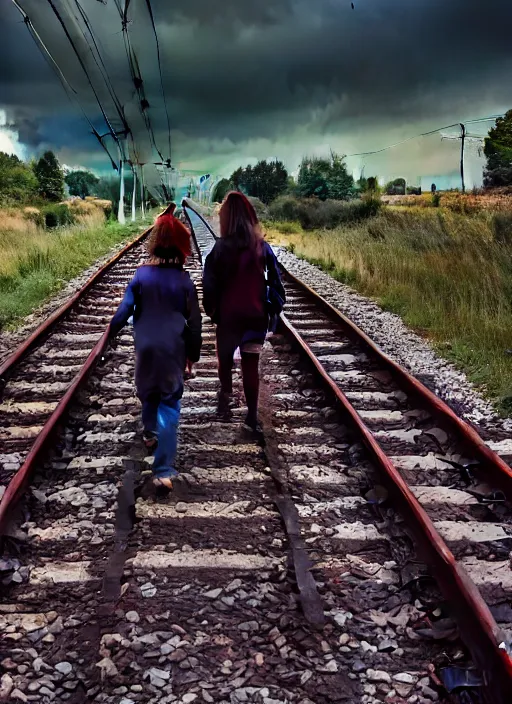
[219,191,263,250]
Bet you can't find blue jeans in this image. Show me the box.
[142,394,181,479]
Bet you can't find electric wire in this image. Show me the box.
[45,0,123,153]
[10,0,119,170]
[144,0,172,163]
[347,115,503,158]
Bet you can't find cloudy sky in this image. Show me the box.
[1,0,511,188]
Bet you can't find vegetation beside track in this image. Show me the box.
[0,203,150,330]
[266,206,512,415]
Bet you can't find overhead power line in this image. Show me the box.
[46,0,122,152]
[10,0,119,170]
[144,0,172,163]
[73,0,131,139]
[346,115,503,158]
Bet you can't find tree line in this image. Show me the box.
[0,149,115,205]
[212,153,378,204]
[3,111,512,210]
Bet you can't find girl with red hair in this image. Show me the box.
[203,191,285,430]
[108,210,202,491]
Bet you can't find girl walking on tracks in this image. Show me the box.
[108,212,202,491]
[202,191,285,431]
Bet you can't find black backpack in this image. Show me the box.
[264,244,285,321]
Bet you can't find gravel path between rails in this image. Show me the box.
[0,235,146,368]
[275,247,510,434]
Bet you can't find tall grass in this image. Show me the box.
[0,205,146,330]
[267,207,512,414]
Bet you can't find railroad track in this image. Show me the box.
[0,203,510,703]
[183,202,512,702]
[0,227,155,531]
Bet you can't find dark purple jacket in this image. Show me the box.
[109,264,202,402]
[202,239,285,342]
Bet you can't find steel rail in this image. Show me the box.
[280,267,512,501]
[181,203,512,701]
[0,330,109,534]
[0,222,154,535]
[0,224,153,383]
[181,200,204,264]
[280,312,512,703]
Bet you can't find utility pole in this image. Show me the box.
[131,167,137,222]
[440,123,481,192]
[140,165,145,218]
[118,157,125,224]
[460,123,466,193]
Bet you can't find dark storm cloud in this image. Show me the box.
[152,0,296,27]
[6,114,45,148]
[1,0,511,175]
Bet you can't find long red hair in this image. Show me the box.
[219,191,262,250]
[147,213,191,266]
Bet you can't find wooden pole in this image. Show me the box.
[460,123,466,193]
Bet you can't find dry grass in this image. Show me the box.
[267,207,512,414]
[382,191,512,212]
[0,200,145,329]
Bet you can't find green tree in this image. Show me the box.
[328,154,355,199]
[230,167,244,191]
[0,152,38,203]
[95,173,137,214]
[297,153,354,200]
[385,178,406,195]
[358,175,369,192]
[65,170,99,199]
[297,157,330,200]
[33,151,65,201]
[228,160,289,203]
[484,110,512,187]
[366,176,379,193]
[212,178,231,203]
[251,160,288,203]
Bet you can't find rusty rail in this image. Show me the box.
[163,207,512,699]
[0,331,109,534]
[0,223,153,535]
[278,265,512,701]
[0,223,152,383]
[282,267,512,501]
[280,312,512,702]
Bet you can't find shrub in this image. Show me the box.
[269,196,381,230]
[246,196,269,220]
[385,178,406,196]
[42,203,75,228]
[269,196,302,222]
[22,207,44,228]
[0,152,38,204]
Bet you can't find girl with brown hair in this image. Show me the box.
[108,211,202,491]
[202,192,285,430]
